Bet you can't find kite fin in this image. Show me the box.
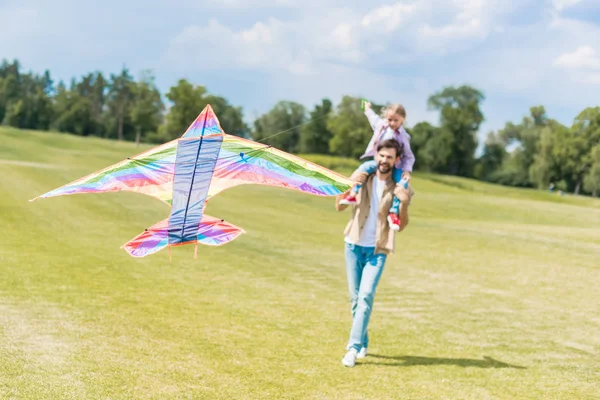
[194,215,246,247]
[122,215,245,258]
[122,219,170,258]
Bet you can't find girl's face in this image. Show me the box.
[385,110,404,131]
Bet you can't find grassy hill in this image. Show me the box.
[1,127,599,399]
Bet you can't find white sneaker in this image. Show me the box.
[342,348,358,367]
[357,347,367,359]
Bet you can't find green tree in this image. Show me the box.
[32,71,55,130]
[0,60,21,123]
[3,99,25,127]
[40,69,54,96]
[583,145,600,197]
[70,72,107,136]
[252,100,306,152]
[106,67,135,140]
[161,79,247,140]
[475,132,507,181]
[162,79,208,139]
[52,80,95,135]
[427,85,485,176]
[0,60,54,130]
[496,106,549,187]
[202,94,248,137]
[91,72,107,137]
[408,121,449,172]
[328,96,375,158]
[554,107,600,194]
[529,120,564,189]
[492,149,532,187]
[130,71,164,146]
[299,98,333,154]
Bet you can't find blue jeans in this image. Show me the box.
[354,160,406,214]
[344,242,387,352]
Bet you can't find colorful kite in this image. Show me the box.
[30,105,354,257]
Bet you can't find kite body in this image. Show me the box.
[31,105,354,257]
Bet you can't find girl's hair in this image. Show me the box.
[381,103,406,119]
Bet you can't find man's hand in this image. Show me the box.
[335,190,351,211]
[394,182,410,204]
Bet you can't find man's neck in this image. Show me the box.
[376,171,391,181]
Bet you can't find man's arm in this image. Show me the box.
[394,183,413,231]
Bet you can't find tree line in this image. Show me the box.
[1,59,599,197]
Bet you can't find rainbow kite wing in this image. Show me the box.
[207,134,352,199]
[29,139,178,205]
[31,105,354,257]
[28,105,224,205]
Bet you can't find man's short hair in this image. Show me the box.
[377,139,401,157]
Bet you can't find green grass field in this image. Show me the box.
[1,127,599,399]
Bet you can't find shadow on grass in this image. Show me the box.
[364,354,526,369]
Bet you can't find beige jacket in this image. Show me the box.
[336,173,412,255]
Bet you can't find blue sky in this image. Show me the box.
[1,0,599,147]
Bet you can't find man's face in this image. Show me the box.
[375,147,399,174]
[385,110,404,131]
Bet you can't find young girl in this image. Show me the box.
[339,101,415,231]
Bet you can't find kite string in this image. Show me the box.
[127,111,331,166]
[255,113,330,144]
[129,144,269,166]
[129,112,330,166]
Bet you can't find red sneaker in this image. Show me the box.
[339,194,358,205]
[387,213,401,231]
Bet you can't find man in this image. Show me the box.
[335,138,413,368]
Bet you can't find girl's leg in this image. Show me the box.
[351,160,377,194]
[340,160,377,205]
[389,168,404,215]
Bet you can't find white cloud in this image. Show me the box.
[324,23,362,63]
[164,0,525,75]
[163,5,362,72]
[324,0,519,60]
[360,2,418,32]
[551,0,583,11]
[162,18,315,75]
[543,15,600,87]
[330,23,353,48]
[419,18,483,40]
[553,45,600,69]
[240,21,275,44]
[549,16,600,85]
[420,0,487,40]
[207,0,295,8]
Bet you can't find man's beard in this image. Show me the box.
[377,163,392,174]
